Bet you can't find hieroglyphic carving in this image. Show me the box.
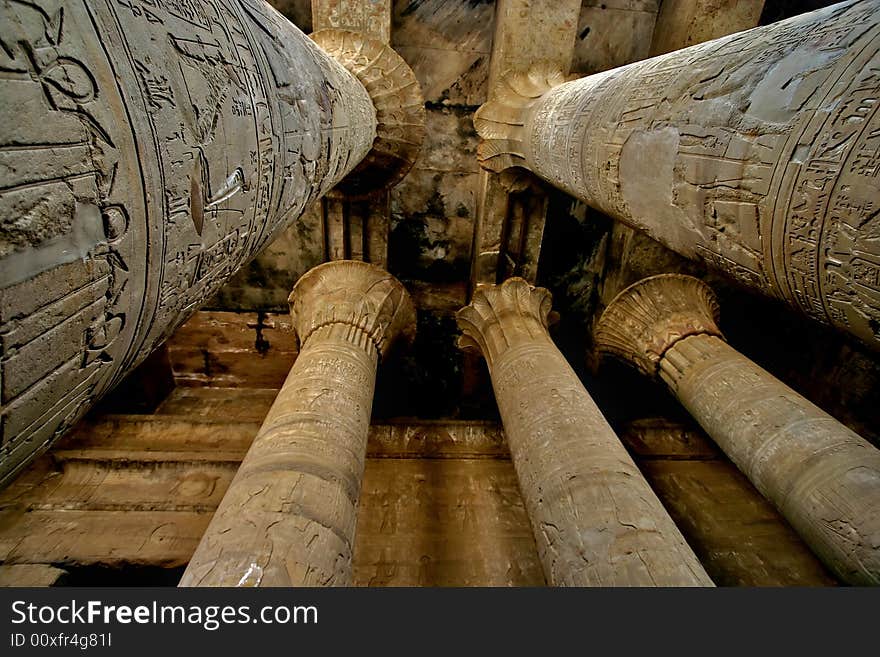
[180,261,415,587]
[311,0,390,44]
[0,0,378,486]
[594,273,880,585]
[456,277,713,586]
[475,1,880,349]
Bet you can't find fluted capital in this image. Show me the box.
[594,274,723,377]
[456,277,553,362]
[312,29,425,198]
[473,63,567,173]
[289,261,415,358]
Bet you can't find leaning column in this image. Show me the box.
[0,0,425,488]
[594,273,880,585]
[180,261,415,586]
[457,278,712,586]
[474,0,880,350]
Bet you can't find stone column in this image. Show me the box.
[456,277,713,586]
[475,0,880,350]
[309,25,425,267]
[180,261,415,586]
[471,0,582,290]
[0,0,423,487]
[594,274,880,585]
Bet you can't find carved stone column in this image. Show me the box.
[456,278,712,586]
[475,0,880,350]
[471,0,582,290]
[309,26,425,267]
[595,274,880,585]
[180,261,415,586]
[0,0,423,487]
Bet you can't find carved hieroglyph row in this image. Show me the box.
[475,0,880,350]
[0,0,379,487]
[457,278,713,586]
[595,274,880,585]
[180,261,415,587]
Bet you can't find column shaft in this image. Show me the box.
[181,325,376,586]
[0,0,379,486]
[662,334,880,585]
[180,261,414,586]
[458,278,712,586]
[476,0,880,349]
[595,273,880,585]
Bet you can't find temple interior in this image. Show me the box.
[1,0,878,587]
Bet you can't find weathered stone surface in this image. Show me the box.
[386,105,480,296]
[180,261,415,586]
[311,28,425,198]
[390,170,478,284]
[477,1,880,350]
[211,206,326,311]
[457,277,713,586]
[392,0,493,106]
[595,273,880,585]
[312,0,390,43]
[0,367,535,584]
[0,564,67,587]
[617,418,722,460]
[643,460,838,586]
[1,509,212,568]
[472,0,582,289]
[354,458,544,586]
[619,418,838,586]
[651,0,765,55]
[487,0,581,87]
[166,311,298,389]
[0,0,379,488]
[573,1,658,75]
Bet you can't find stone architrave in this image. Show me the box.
[594,274,880,585]
[475,1,880,350]
[0,0,423,487]
[180,261,415,587]
[456,277,713,586]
